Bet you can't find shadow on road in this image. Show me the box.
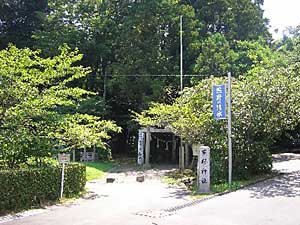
[273,153,300,163]
[163,186,190,200]
[247,171,300,199]
[108,163,178,178]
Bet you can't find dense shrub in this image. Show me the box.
[0,163,86,214]
[63,164,86,196]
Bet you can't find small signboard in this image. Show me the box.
[58,153,70,199]
[213,85,226,120]
[58,153,70,164]
[198,146,210,193]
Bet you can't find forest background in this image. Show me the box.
[1,0,300,162]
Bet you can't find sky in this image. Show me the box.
[263,0,300,39]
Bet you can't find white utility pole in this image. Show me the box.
[60,162,65,199]
[180,15,183,91]
[179,15,185,170]
[227,72,232,185]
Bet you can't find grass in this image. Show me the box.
[162,169,277,199]
[161,176,183,186]
[209,174,275,193]
[83,161,115,181]
[161,169,195,186]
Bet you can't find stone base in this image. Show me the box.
[136,176,145,182]
[106,178,115,183]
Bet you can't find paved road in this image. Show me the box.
[1,154,300,225]
[158,153,300,225]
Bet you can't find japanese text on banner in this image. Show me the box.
[213,84,226,120]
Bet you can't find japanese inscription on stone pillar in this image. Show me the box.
[137,130,145,165]
[198,146,210,193]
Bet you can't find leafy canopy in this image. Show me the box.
[0,46,120,168]
[135,50,300,180]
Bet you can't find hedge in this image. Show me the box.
[0,163,86,214]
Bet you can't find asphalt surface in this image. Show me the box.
[1,153,300,225]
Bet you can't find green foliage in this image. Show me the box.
[63,163,86,196]
[194,33,236,77]
[50,114,121,151]
[27,0,271,156]
[136,58,300,181]
[195,0,270,41]
[0,46,121,168]
[2,0,273,156]
[0,163,86,214]
[0,0,47,49]
[33,0,202,129]
[194,36,280,78]
[232,39,281,75]
[77,96,110,118]
[97,146,113,160]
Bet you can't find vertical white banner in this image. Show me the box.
[137,130,145,165]
[198,146,210,193]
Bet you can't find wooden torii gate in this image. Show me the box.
[137,127,189,169]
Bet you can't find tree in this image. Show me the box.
[0,46,120,168]
[106,1,201,120]
[31,0,273,155]
[0,0,47,49]
[135,55,300,181]
[33,0,202,153]
[194,33,236,77]
[193,36,282,78]
[190,0,270,41]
